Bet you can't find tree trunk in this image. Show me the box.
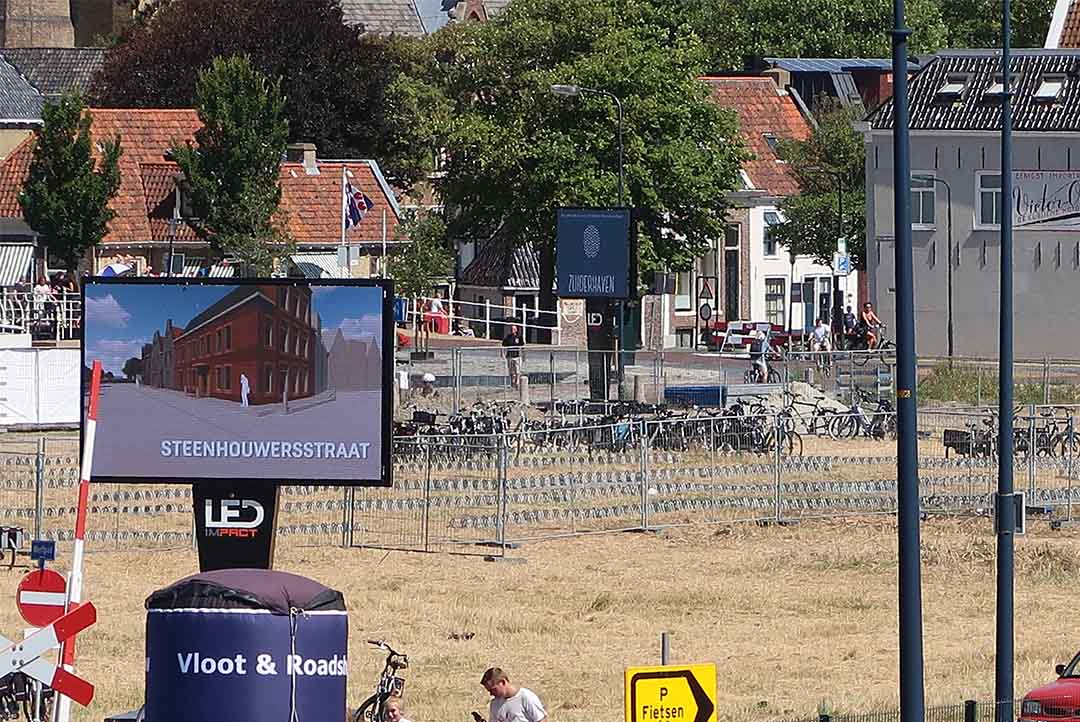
[538,240,556,345]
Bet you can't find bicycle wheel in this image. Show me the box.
[766,367,781,383]
[829,413,858,440]
[353,693,384,722]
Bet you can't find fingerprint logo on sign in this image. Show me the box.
[583,225,601,259]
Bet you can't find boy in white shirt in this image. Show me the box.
[480,667,547,722]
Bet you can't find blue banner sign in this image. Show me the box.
[146,608,348,722]
[557,208,632,299]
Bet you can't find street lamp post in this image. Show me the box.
[166,216,178,278]
[551,84,628,383]
[913,175,954,359]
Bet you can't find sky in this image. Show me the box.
[84,282,384,375]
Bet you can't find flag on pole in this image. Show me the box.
[344,183,364,229]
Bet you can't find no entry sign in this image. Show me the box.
[17,568,67,627]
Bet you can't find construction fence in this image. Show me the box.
[2,404,1079,557]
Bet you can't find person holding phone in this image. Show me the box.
[479,668,547,722]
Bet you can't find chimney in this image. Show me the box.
[286,143,319,175]
[763,68,790,90]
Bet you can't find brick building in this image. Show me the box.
[141,318,182,389]
[171,284,317,405]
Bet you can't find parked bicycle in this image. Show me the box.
[352,640,408,722]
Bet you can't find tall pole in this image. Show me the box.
[614,92,627,382]
[995,0,1016,718]
[890,6,926,722]
[835,174,844,341]
[944,180,954,359]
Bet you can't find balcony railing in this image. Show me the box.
[0,291,81,342]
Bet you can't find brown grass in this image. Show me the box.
[2,518,1079,722]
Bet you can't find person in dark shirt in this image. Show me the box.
[748,330,767,383]
[502,324,525,388]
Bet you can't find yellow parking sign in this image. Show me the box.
[624,664,717,722]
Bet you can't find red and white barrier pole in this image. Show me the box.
[55,360,101,722]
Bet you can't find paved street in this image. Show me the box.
[91,383,384,482]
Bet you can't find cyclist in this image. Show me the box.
[859,302,883,350]
[810,318,831,354]
[748,330,768,383]
[480,667,547,722]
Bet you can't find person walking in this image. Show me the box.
[502,325,525,389]
[240,372,250,407]
[480,668,547,722]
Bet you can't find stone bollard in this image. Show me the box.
[633,374,647,403]
[518,375,530,405]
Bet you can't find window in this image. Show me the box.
[762,132,780,153]
[937,74,968,100]
[291,327,299,356]
[911,175,936,227]
[724,225,740,249]
[175,184,196,219]
[1036,76,1065,101]
[978,173,1002,227]
[984,74,1018,97]
[765,278,786,327]
[675,329,694,348]
[264,316,273,348]
[223,366,232,390]
[300,334,308,360]
[763,211,782,257]
[224,325,232,351]
[262,363,273,393]
[674,271,692,312]
[167,253,185,276]
[215,329,222,352]
[278,288,286,307]
[279,322,288,353]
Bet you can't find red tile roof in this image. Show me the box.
[279,161,400,244]
[1062,1,1080,47]
[0,108,401,247]
[701,77,810,197]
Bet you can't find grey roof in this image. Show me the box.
[869,49,1080,131]
[1,48,105,98]
[340,0,426,35]
[0,55,43,121]
[460,232,541,290]
[764,57,916,73]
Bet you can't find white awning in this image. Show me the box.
[291,252,346,278]
[0,244,33,286]
[179,261,235,278]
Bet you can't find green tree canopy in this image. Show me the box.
[388,212,454,299]
[19,92,121,271]
[433,0,747,322]
[660,0,948,72]
[772,101,867,269]
[171,55,292,274]
[938,0,1053,49]
[93,0,436,188]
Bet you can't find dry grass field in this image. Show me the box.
[3,518,1080,722]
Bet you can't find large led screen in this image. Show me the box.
[82,278,393,485]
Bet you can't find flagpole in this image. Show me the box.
[340,166,347,246]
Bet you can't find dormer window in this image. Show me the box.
[1036,75,1066,101]
[936,75,968,100]
[984,74,1020,98]
[762,132,779,153]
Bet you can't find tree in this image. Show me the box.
[661,0,948,72]
[19,92,121,271]
[170,56,292,274]
[433,0,746,330]
[92,0,437,189]
[388,212,454,347]
[938,0,1054,49]
[122,357,143,381]
[772,101,867,270]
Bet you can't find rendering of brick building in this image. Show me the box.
[141,319,182,389]
[171,285,317,405]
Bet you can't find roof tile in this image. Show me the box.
[0,108,401,248]
[701,77,809,197]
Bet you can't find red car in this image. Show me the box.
[1020,654,1080,722]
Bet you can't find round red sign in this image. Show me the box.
[16,568,67,627]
